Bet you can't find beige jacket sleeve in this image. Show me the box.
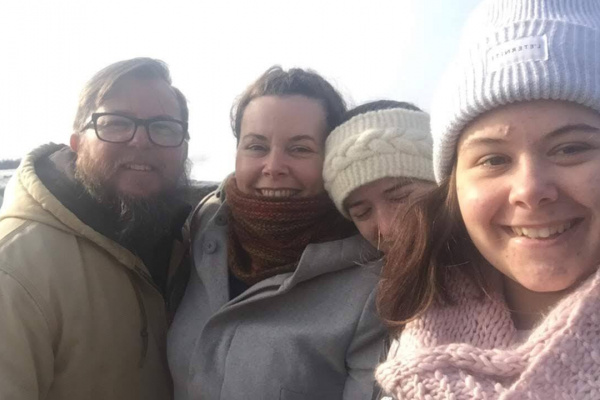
[0,269,54,399]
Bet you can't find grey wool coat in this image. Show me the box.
[168,189,386,400]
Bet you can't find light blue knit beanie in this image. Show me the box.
[432,0,600,183]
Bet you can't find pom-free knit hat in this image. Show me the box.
[323,108,434,218]
[432,0,600,182]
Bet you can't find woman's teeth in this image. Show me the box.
[259,189,298,198]
[511,221,573,239]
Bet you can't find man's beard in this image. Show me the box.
[74,147,190,248]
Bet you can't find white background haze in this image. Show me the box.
[0,0,481,181]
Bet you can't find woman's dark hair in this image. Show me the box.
[230,66,347,142]
[377,165,486,332]
[340,100,422,125]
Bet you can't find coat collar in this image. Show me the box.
[2,143,191,285]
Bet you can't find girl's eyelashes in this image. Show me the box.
[387,184,419,202]
[478,154,510,167]
[350,207,371,220]
[389,193,410,203]
[550,142,593,156]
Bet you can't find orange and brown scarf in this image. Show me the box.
[225,176,355,285]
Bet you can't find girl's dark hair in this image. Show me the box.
[377,165,486,332]
[230,65,347,142]
[340,100,422,125]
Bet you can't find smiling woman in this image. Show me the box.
[235,95,327,198]
[375,0,600,399]
[168,66,386,400]
[456,100,600,299]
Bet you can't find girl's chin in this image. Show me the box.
[507,269,585,293]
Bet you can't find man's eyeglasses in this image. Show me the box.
[83,113,189,148]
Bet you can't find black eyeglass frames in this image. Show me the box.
[82,112,189,148]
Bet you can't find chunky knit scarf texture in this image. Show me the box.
[376,267,600,399]
[225,177,355,285]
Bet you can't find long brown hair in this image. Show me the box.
[377,166,486,332]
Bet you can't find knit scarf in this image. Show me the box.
[376,267,600,399]
[225,176,355,285]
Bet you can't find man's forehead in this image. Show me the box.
[98,77,181,116]
[102,77,175,101]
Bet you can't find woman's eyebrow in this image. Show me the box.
[289,135,317,143]
[461,124,600,151]
[546,123,600,139]
[241,133,268,142]
[459,136,507,151]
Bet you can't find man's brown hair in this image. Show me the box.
[73,57,188,133]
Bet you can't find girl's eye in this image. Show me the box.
[552,142,592,156]
[479,155,509,167]
[350,208,371,220]
[389,193,409,204]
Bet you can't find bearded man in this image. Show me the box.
[0,58,191,399]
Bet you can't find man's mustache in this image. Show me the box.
[112,155,165,173]
[75,144,189,196]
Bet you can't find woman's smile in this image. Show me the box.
[505,218,580,240]
[256,188,301,198]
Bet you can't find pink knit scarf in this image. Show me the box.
[376,267,600,399]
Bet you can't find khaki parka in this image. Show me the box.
[0,143,182,399]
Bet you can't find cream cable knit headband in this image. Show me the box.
[323,108,434,218]
[432,0,600,182]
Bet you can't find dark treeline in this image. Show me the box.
[0,159,20,169]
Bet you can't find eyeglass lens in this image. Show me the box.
[95,114,185,147]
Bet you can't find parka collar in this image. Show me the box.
[1,143,190,283]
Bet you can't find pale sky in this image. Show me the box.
[0,0,481,181]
